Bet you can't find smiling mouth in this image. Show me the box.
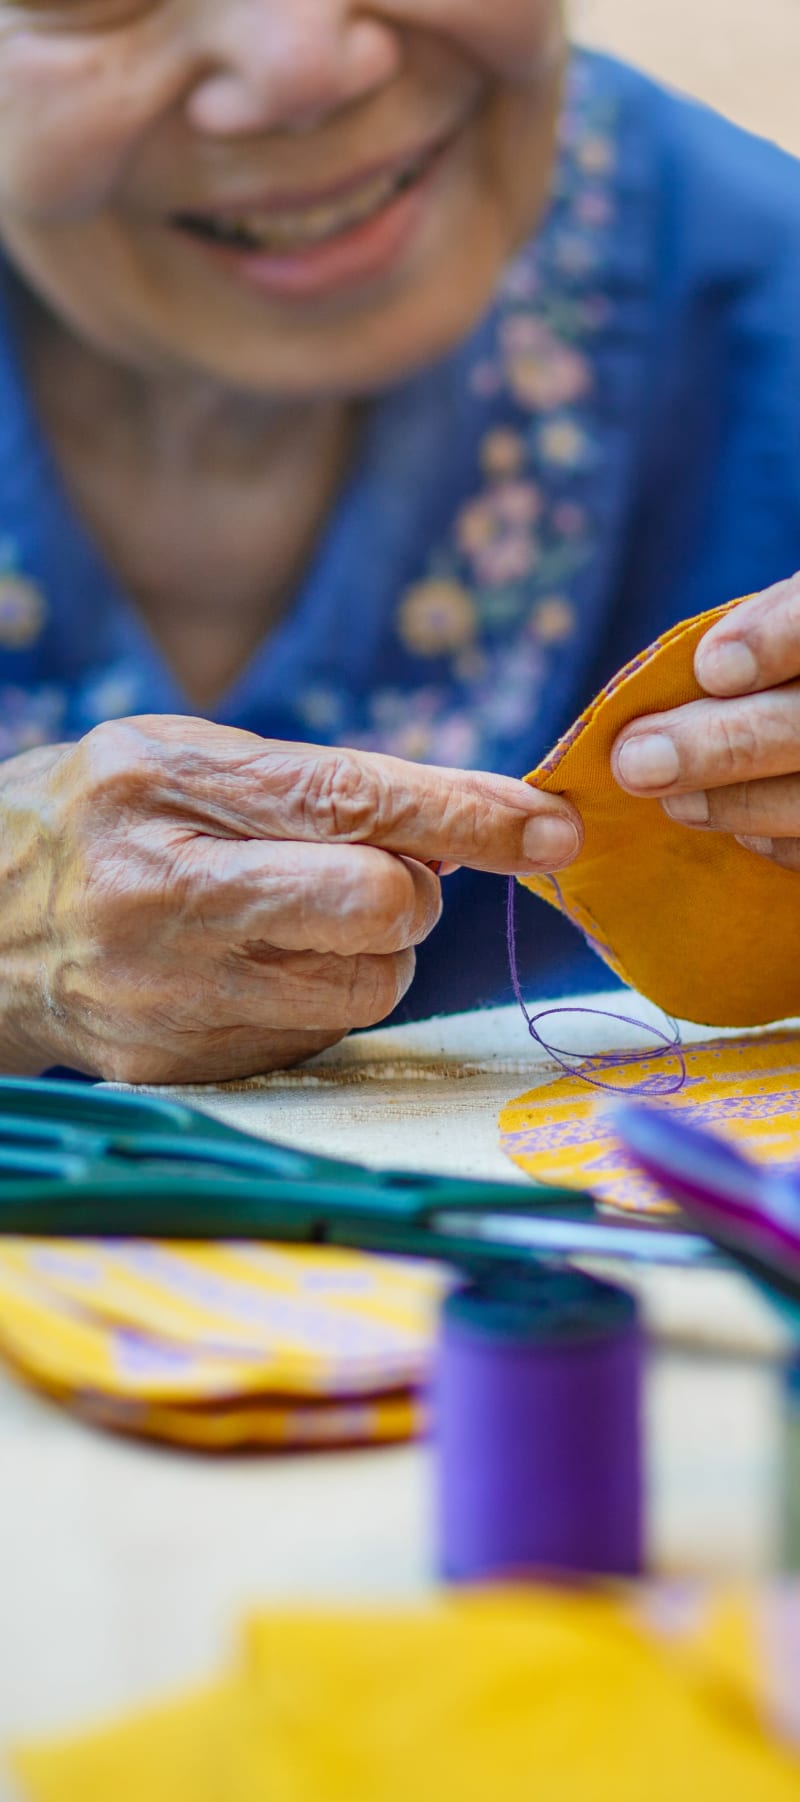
[171,136,450,257]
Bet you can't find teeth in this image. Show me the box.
[180,154,428,254]
[238,172,402,244]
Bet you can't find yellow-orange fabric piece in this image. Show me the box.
[498,1030,800,1213]
[519,597,800,1027]
[11,1589,800,1802]
[0,1241,441,1449]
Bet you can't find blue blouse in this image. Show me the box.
[2,48,800,1024]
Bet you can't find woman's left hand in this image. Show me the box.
[611,573,800,868]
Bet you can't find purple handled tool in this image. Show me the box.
[610,1104,800,1314]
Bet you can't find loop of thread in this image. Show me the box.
[506,877,687,1097]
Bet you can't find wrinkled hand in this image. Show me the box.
[0,715,582,1084]
[611,574,800,867]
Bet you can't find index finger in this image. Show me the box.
[695,572,800,696]
[249,744,583,875]
[134,727,583,875]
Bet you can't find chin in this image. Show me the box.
[171,235,523,400]
[163,146,554,399]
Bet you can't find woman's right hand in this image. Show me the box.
[0,714,582,1084]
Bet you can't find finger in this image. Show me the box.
[661,772,800,835]
[694,572,800,696]
[736,835,800,872]
[176,838,443,956]
[247,745,583,874]
[93,721,582,876]
[612,687,800,798]
[217,944,417,1032]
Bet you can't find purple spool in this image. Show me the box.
[435,1267,643,1582]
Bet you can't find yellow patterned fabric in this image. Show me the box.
[499,1031,800,1214]
[519,597,800,1027]
[0,1241,443,1449]
[11,1588,800,1802]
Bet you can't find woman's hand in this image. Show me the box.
[611,574,800,865]
[0,714,581,1084]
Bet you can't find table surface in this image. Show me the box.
[0,997,795,1793]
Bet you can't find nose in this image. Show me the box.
[186,0,401,138]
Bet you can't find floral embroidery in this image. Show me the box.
[0,685,65,759]
[479,429,526,478]
[501,316,592,413]
[531,596,577,645]
[77,665,143,725]
[339,54,623,766]
[0,545,46,650]
[397,579,477,658]
[0,541,55,755]
[537,419,588,468]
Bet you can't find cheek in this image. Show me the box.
[0,38,148,217]
[388,0,562,84]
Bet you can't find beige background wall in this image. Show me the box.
[574,0,800,154]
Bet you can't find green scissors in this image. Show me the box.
[0,1076,711,1273]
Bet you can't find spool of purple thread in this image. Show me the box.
[435,1266,643,1582]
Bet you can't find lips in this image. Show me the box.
[170,132,452,258]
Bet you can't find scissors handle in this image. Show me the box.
[0,1075,591,1251]
[0,1079,710,1279]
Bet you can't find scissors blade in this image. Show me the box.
[431,1209,711,1268]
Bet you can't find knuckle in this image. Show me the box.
[737,783,768,831]
[745,576,800,668]
[296,753,386,843]
[337,854,397,942]
[708,709,763,782]
[770,573,800,631]
[707,781,752,830]
[348,855,432,950]
[440,784,483,852]
[781,585,800,637]
[70,720,159,819]
[347,949,416,1026]
[402,862,443,944]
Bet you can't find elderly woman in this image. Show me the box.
[1,1,800,1084]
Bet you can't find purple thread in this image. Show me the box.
[506,877,687,1097]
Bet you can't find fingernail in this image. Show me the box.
[617,733,680,790]
[736,834,774,857]
[696,639,758,694]
[522,815,580,868]
[663,791,709,826]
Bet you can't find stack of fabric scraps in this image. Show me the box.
[0,1238,445,1449]
[10,1586,800,1802]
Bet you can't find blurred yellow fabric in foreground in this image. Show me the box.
[12,1588,800,1802]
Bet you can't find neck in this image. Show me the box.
[21,294,347,482]
[18,296,359,709]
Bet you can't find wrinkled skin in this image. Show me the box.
[0,716,581,1081]
[0,0,576,1079]
[0,0,798,1081]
